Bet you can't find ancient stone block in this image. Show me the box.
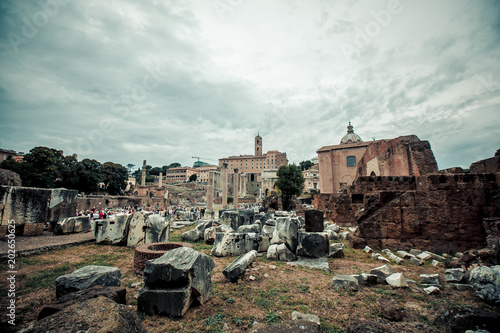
[304,210,324,232]
[54,216,91,234]
[420,274,440,285]
[138,247,214,317]
[204,224,233,244]
[271,217,299,253]
[468,265,500,305]
[370,264,394,284]
[386,273,408,287]
[444,268,465,283]
[296,231,329,258]
[332,275,359,291]
[55,265,121,299]
[329,243,345,258]
[31,296,146,333]
[211,232,258,257]
[267,243,296,261]
[127,212,169,247]
[223,250,258,282]
[95,214,131,245]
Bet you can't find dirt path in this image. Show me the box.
[0,231,95,256]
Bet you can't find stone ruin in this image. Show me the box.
[313,173,500,254]
[0,185,78,236]
[95,211,170,247]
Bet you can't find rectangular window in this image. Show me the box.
[346,156,356,167]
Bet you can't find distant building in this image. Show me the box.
[197,165,219,184]
[219,135,288,175]
[165,166,200,184]
[0,148,18,162]
[303,157,320,193]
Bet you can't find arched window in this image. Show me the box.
[346,156,356,167]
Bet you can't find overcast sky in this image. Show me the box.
[1,0,499,171]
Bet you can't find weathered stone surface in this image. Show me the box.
[329,243,345,258]
[223,250,258,282]
[386,273,408,287]
[468,265,500,305]
[250,320,320,333]
[0,168,21,186]
[449,283,473,291]
[296,231,329,258]
[379,296,403,321]
[370,264,394,284]
[267,243,296,261]
[352,273,378,286]
[420,274,440,285]
[435,307,500,333]
[95,214,131,245]
[145,214,170,244]
[258,233,272,252]
[204,224,233,244]
[326,230,338,240]
[339,231,350,240]
[332,275,359,291]
[31,296,146,333]
[181,221,212,242]
[271,217,299,253]
[287,257,329,270]
[211,232,259,257]
[304,210,324,232]
[291,311,320,325]
[220,210,239,229]
[127,211,152,247]
[410,257,424,266]
[138,247,215,317]
[238,209,255,227]
[55,265,121,299]
[54,216,91,234]
[416,252,433,261]
[38,286,126,320]
[237,223,261,234]
[424,286,440,294]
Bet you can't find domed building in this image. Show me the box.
[340,122,362,144]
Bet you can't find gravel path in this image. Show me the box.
[0,231,95,257]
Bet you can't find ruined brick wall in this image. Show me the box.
[312,193,357,226]
[76,196,147,211]
[469,156,500,174]
[357,135,438,177]
[355,174,500,253]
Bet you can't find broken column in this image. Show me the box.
[137,247,215,317]
[158,172,163,188]
[141,160,146,186]
[223,250,258,282]
[222,163,228,209]
[206,170,214,211]
[304,210,324,232]
[233,168,239,208]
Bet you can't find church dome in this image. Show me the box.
[340,122,362,144]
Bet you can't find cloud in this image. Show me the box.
[0,0,499,170]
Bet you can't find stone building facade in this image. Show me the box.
[317,123,438,194]
[165,166,200,184]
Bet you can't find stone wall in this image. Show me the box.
[357,135,438,177]
[0,186,78,226]
[0,169,22,186]
[76,196,146,211]
[469,156,500,174]
[355,173,500,253]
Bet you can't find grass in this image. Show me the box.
[4,236,499,333]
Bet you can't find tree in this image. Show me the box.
[275,164,305,210]
[189,174,198,182]
[126,163,135,175]
[299,160,314,171]
[149,167,163,176]
[21,147,65,188]
[76,159,103,193]
[495,149,500,157]
[167,162,181,169]
[101,162,128,195]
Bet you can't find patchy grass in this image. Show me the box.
[2,236,500,333]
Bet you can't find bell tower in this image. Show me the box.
[255,133,262,156]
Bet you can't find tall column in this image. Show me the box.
[233,168,239,208]
[158,172,163,188]
[240,173,247,197]
[222,163,228,209]
[206,171,214,210]
[141,160,146,186]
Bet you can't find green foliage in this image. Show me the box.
[299,285,310,293]
[265,311,283,324]
[189,173,198,182]
[496,148,500,157]
[204,313,225,332]
[21,146,65,187]
[101,161,128,195]
[275,164,304,209]
[299,160,314,171]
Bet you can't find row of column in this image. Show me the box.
[207,163,240,210]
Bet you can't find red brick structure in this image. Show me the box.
[356,135,438,177]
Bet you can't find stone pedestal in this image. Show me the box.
[304,210,324,232]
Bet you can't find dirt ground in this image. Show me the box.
[0,229,499,333]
